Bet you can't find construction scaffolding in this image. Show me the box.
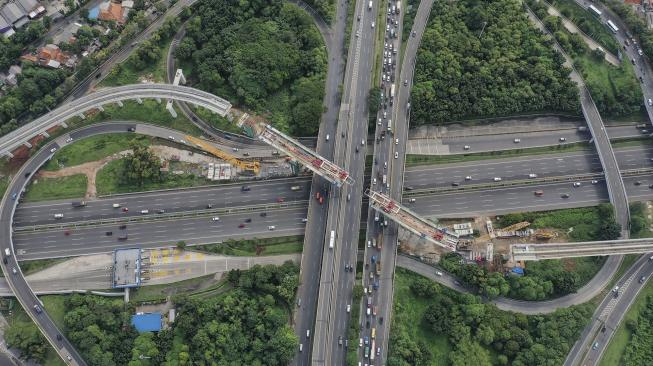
[185,135,260,174]
[366,190,458,250]
[254,123,352,186]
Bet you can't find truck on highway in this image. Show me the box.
[290,185,302,191]
[396,1,400,13]
[382,175,387,184]
[118,233,128,241]
[376,262,381,276]
[71,201,87,208]
[368,0,372,9]
[390,84,395,98]
[329,230,335,249]
[387,119,392,133]
[377,235,383,249]
[370,340,376,361]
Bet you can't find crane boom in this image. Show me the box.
[184,135,260,174]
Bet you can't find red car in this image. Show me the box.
[122,207,129,212]
[315,192,321,200]
[277,197,284,203]
[319,197,324,205]
[238,224,245,228]
[64,230,70,236]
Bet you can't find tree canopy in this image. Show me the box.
[410,0,580,125]
[177,0,327,136]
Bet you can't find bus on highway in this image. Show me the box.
[370,340,376,361]
[372,327,376,339]
[588,4,601,17]
[607,20,619,34]
[329,230,335,249]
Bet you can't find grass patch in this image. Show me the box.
[194,236,305,256]
[41,295,67,330]
[95,159,212,195]
[599,279,653,366]
[130,274,216,303]
[389,268,452,365]
[24,175,87,202]
[100,40,171,86]
[0,176,8,199]
[191,106,242,134]
[343,0,356,58]
[84,100,203,136]
[44,134,150,171]
[401,0,419,42]
[551,0,620,55]
[19,258,68,276]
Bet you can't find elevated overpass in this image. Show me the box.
[512,239,653,261]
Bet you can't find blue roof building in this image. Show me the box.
[131,313,162,332]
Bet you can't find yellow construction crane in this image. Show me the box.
[185,135,260,174]
[475,221,531,243]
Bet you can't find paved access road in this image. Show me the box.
[565,254,653,366]
[1,139,86,365]
[416,124,649,155]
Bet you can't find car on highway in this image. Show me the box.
[105,231,112,236]
[11,267,17,275]
[464,145,470,150]
[513,138,521,143]
[640,276,646,284]
[301,218,308,223]
[268,226,276,230]
[50,147,57,153]
[529,173,538,178]
[593,342,599,350]
[260,212,267,217]
[408,198,416,203]
[648,98,653,106]
[122,207,129,212]
[364,336,369,345]
[140,209,149,214]
[635,181,643,186]
[573,182,581,187]
[119,224,127,229]
[33,304,42,314]
[66,137,73,143]
[359,338,363,347]
[371,21,375,28]
[241,185,251,192]
[591,180,598,184]
[394,151,398,159]
[561,193,570,198]
[559,137,566,142]
[212,217,220,221]
[493,177,502,182]
[238,224,245,228]
[276,197,284,203]
[306,329,310,338]
[54,213,63,219]
[534,190,544,197]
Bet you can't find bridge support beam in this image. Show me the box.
[173,69,186,86]
[97,106,104,112]
[78,113,86,120]
[23,141,32,148]
[165,101,177,118]
[41,131,49,138]
[156,97,161,104]
[135,97,143,104]
[59,122,68,128]
[116,101,123,107]
[4,151,13,158]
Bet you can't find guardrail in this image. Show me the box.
[403,168,653,197]
[13,201,308,233]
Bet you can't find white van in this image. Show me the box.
[268,226,276,230]
[140,210,149,214]
[4,248,10,256]
[112,203,121,208]
[53,213,64,219]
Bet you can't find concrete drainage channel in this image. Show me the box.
[13,201,309,233]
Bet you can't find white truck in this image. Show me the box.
[387,119,392,133]
[396,2,401,13]
[368,0,372,10]
[329,230,335,249]
[390,84,395,98]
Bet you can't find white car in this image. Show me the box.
[112,203,121,208]
[493,177,502,182]
[65,137,73,143]
[268,225,276,230]
[573,182,581,187]
[367,240,371,248]
[373,178,377,185]
[394,152,398,159]
[529,173,538,178]
[168,136,175,140]
[648,98,652,106]
[559,137,566,142]
[301,218,308,223]
[591,180,598,184]
[50,147,57,153]
[408,198,416,203]
[513,138,521,143]
[463,145,471,150]
[371,21,375,28]
[140,209,149,214]
[360,338,363,347]
[346,304,351,312]
[212,216,220,221]
[395,138,399,145]
[465,176,472,180]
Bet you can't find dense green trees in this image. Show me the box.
[5,322,48,362]
[177,0,326,136]
[121,142,162,186]
[390,270,593,366]
[411,0,580,125]
[622,295,653,365]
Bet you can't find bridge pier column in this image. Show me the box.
[41,131,49,138]
[135,97,143,104]
[23,141,32,148]
[97,106,104,112]
[59,121,68,128]
[166,101,177,118]
[4,151,13,158]
[78,113,86,120]
[116,101,123,107]
[156,98,161,104]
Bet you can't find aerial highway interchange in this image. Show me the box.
[2,0,653,365]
